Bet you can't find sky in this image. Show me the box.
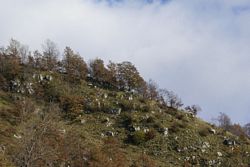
[0,0,250,124]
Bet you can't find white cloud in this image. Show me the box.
[0,0,250,124]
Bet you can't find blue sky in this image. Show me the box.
[0,0,250,124]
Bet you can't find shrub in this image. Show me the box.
[120,113,133,128]
[199,128,210,137]
[145,129,157,141]
[129,131,146,145]
[169,122,187,133]
[132,154,156,167]
[59,95,84,119]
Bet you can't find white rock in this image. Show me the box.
[134,126,140,131]
[80,119,86,124]
[209,128,216,134]
[128,96,133,101]
[164,128,168,136]
[202,142,210,148]
[217,152,223,157]
[59,129,66,134]
[14,134,22,139]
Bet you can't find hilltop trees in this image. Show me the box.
[62,47,88,83]
[0,39,22,82]
[41,39,59,71]
[116,61,146,92]
[89,58,110,85]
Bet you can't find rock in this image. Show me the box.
[45,75,53,81]
[128,95,133,101]
[223,139,237,146]
[106,131,115,137]
[14,134,22,139]
[0,145,6,154]
[39,74,43,81]
[101,133,105,137]
[184,157,190,161]
[209,128,216,134]
[103,117,110,123]
[144,128,150,133]
[217,152,222,157]
[163,128,168,136]
[202,142,210,149]
[106,122,112,127]
[80,119,86,124]
[88,83,93,86]
[208,160,216,166]
[59,129,66,134]
[134,126,140,131]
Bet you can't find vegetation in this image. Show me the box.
[0,39,250,167]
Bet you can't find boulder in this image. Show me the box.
[209,128,216,134]
[223,139,237,146]
[106,131,115,137]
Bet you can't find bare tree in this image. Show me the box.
[159,89,183,109]
[146,79,159,100]
[7,38,29,64]
[216,112,232,131]
[41,39,59,71]
[12,106,61,167]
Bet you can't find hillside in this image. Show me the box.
[0,41,250,167]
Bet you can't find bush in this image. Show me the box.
[120,113,133,128]
[169,122,187,133]
[145,129,157,141]
[199,128,210,137]
[59,95,84,119]
[129,131,146,145]
[132,154,156,167]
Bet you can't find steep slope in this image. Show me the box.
[0,72,250,167]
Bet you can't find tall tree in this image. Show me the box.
[6,39,29,64]
[146,79,159,100]
[89,58,110,84]
[41,39,59,71]
[116,61,145,91]
[107,61,118,88]
[216,112,232,131]
[62,47,88,83]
